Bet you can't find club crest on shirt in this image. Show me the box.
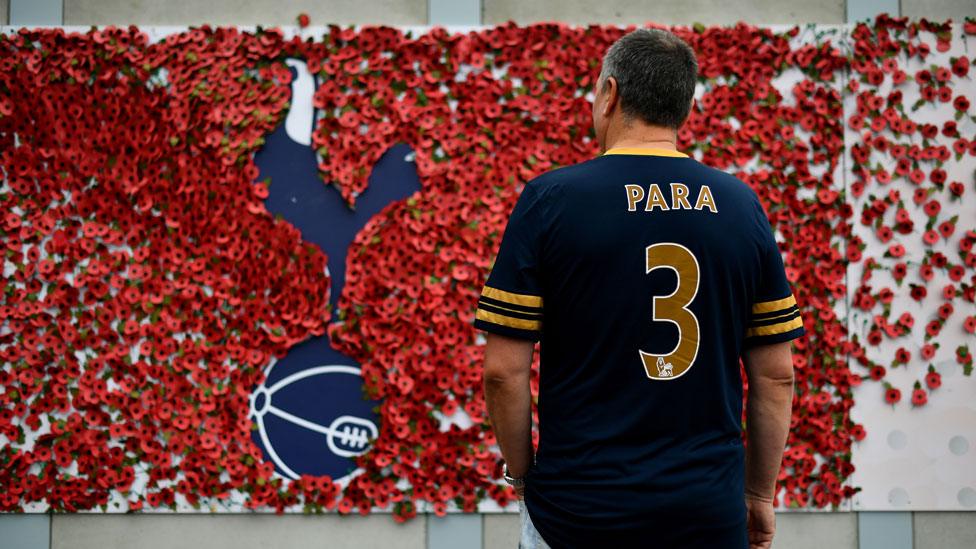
[655,356,674,377]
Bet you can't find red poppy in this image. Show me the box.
[897,312,914,328]
[965,316,976,334]
[938,220,955,239]
[894,348,911,364]
[952,56,970,77]
[884,387,901,404]
[909,169,926,185]
[911,387,928,407]
[954,95,970,113]
[910,284,927,301]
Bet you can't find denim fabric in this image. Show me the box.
[518,499,552,549]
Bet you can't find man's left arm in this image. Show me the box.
[483,332,535,492]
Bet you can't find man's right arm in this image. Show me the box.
[742,340,795,549]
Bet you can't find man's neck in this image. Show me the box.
[603,123,678,153]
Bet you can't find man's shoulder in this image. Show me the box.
[525,155,608,196]
[685,160,758,197]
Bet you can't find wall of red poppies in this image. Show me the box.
[0,16,973,515]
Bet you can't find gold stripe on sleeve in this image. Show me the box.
[476,309,542,331]
[481,286,543,308]
[478,300,543,317]
[752,308,799,323]
[752,295,797,314]
[746,316,804,337]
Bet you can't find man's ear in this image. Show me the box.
[603,76,619,117]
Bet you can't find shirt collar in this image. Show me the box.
[603,147,688,158]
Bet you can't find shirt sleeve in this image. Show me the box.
[744,206,806,347]
[474,184,544,341]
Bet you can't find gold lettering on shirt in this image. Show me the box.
[695,185,718,213]
[645,184,670,212]
[625,183,718,214]
[670,183,692,210]
[625,184,645,212]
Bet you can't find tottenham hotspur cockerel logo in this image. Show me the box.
[248,60,420,483]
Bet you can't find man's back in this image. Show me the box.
[475,148,803,546]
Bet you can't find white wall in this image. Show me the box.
[63,0,427,26]
[45,513,858,549]
[900,0,975,20]
[482,0,846,25]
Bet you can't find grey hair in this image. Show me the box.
[597,29,699,130]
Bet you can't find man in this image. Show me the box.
[477,29,802,549]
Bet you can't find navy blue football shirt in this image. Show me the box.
[475,148,805,547]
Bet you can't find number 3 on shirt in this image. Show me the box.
[640,243,700,380]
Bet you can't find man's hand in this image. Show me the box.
[745,495,775,549]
